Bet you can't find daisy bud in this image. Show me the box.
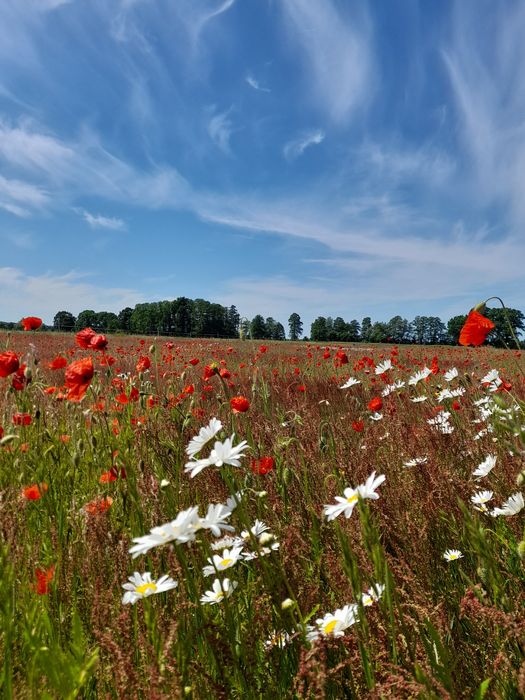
[516,471,525,487]
[184,687,193,696]
[517,541,525,560]
[281,598,294,610]
[257,490,268,498]
[160,479,170,488]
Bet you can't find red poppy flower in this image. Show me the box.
[230,395,250,413]
[13,412,31,426]
[189,358,200,366]
[22,482,48,500]
[100,466,126,483]
[0,426,3,440]
[0,351,19,378]
[90,334,108,351]
[459,310,495,346]
[367,397,383,412]
[136,356,151,373]
[21,316,42,331]
[11,364,27,391]
[334,350,349,366]
[259,345,268,353]
[76,327,96,349]
[352,420,364,432]
[251,456,274,475]
[83,496,113,515]
[65,357,94,401]
[47,355,68,370]
[33,564,55,594]
[203,364,218,380]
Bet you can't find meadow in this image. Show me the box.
[0,328,524,699]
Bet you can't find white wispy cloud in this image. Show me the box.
[0,119,191,210]
[280,0,373,123]
[283,129,325,161]
[76,208,126,231]
[0,267,144,323]
[0,174,50,217]
[245,73,270,92]
[443,2,525,227]
[207,107,235,154]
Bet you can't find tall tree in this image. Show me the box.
[118,307,133,332]
[273,322,286,341]
[53,311,76,332]
[288,312,303,340]
[447,315,467,344]
[310,317,328,341]
[75,310,97,331]
[361,317,372,342]
[250,315,267,339]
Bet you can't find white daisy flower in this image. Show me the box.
[186,418,223,457]
[323,487,360,521]
[369,412,384,421]
[199,503,235,537]
[122,572,178,605]
[339,377,361,389]
[491,492,524,517]
[444,367,458,382]
[316,604,359,637]
[361,583,385,606]
[408,367,432,386]
[185,435,249,478]
[129,506,201,558]
[470,490,493,513]
[200,578,238,605]
[203,547,244,577]
[411,395,428,403]
[375,360,393,375]
[357,471,386,500]
[403,456,428,468]
[443,549,463,562]
[472,454,497,479]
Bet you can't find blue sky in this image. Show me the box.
[0,0,524,331]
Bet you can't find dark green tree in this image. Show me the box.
[118,307,133,332]
[75,310,97,331]
[361,317,372,342]
[53,311,76,332]
[484,307,525,347]
[288,313,303,340]
[273,322,286,341]
[250,315,267,339]
[310,317,328,341]
[447,315,467,344]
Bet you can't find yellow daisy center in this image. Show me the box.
[346,494,358,504]
[220,558,233,568]
[323,619,338,635]
[136,582,157,595]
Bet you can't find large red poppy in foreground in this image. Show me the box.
[459,310,495,346]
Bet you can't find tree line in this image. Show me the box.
[0,298,523,346]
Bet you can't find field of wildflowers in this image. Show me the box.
[1,317,524,698]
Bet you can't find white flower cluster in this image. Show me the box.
[129,500,236,558]
[427,410,454,434]
[184,418,249,478]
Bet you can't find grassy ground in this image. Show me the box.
[1,331,524,698]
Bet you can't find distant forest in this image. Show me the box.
[1,297,524,347]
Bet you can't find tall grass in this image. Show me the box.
[0,332,524,698]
